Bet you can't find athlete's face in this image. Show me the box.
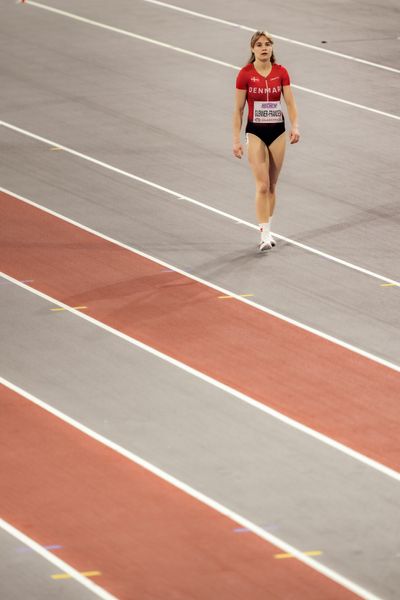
[252,36,273,62]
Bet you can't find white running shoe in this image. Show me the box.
[258,238,272,252]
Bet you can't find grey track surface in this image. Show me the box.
[1,0,400,598]
[0,528,96,600]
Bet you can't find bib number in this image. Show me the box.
[253,101,283,123]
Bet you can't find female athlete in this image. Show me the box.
[232,31,300,251]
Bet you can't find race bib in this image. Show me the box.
[253,101,283,123]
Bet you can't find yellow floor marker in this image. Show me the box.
[218,294,254,299]
[380,283,399,287]
[50,306,87,312]
[50,147,63,151]
[274,550,322,559]
[51,570,101,580]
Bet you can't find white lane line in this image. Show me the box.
[0,519,116,600]
[1,123,399,289]
[25,1,238,69]
[25,1,400,121]
[2,186,400,372]
[142,0,400,74]
[1,270,400,481]
[0,377,386,600]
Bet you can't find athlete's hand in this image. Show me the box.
[233,142,244,159]
[290,128,300,144]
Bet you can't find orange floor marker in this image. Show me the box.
[51,570,101,580]
[274,550,322,559]
[50,306,87,312]
[218,294,254,299]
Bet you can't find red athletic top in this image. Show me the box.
[236,63,290,122]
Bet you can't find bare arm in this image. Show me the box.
[282,85,300,144]
[232,89,247,159]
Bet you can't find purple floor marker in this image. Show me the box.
[15,547,33,554]
[0,279,33,286]
[16,544,63,553]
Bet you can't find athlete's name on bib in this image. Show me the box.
[253,101,283,123]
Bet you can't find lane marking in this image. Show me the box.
[0,519,116,600]
[380,283,399,287]
[0,377,385,600]
[50,306,87,312]
[275,550,323,559]
[1,130,399,289]
[16,544,63,553]
[2,280,400,482]
[141,0,400,74]
[24,1,400,120]
[218,294,254,299]
[50,147,63,151]
[0,278,33,286]
[1,187,399,371]
[52,571,101,580]
[234,523,279,533]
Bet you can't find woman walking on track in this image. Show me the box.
[233,31,300,251]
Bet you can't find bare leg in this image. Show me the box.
[247,132,286,223]
[247,133,270,223]
[267,132,286,218]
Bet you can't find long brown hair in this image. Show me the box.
[247,31,276,64]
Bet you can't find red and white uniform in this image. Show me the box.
[236,63,290,123]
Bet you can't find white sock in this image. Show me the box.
[259,222,271,241]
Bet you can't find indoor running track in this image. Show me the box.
[1,1,400,600]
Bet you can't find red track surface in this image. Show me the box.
[1,385,358,599]
[1,192,399,470]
